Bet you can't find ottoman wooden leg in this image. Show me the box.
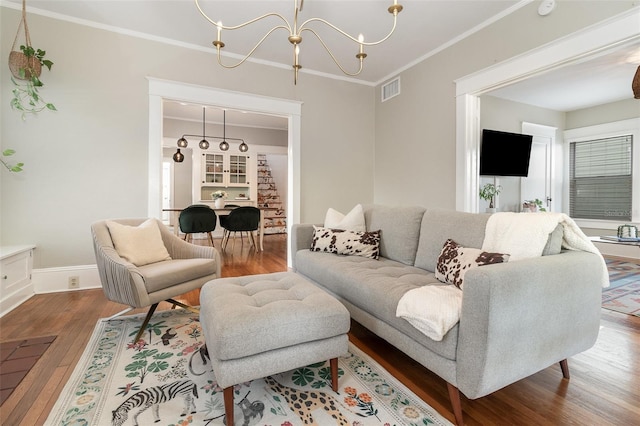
[330,358,339,392]
[224,386,234,426]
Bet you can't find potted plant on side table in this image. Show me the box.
[479,183,502,213]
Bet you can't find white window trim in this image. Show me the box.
[564,118,640,229]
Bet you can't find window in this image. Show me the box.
[569,135,632,221]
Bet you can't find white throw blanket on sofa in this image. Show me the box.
[397,212,610,342]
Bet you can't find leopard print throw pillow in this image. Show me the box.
[310,226,381,259]
[435,239,510,289]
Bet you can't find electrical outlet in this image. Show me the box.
[68,276,80,289]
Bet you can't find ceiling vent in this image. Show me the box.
[381,77,400,102]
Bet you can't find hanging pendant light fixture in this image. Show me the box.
[633,65,640,99]
[173,148,184,162]
[195,0,403,84]
[219,109,229,151]
[198,107,210,149]
[175,106,248,154]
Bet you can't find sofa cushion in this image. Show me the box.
[415,209,490,272]
[295,249,459,360]
[362,204,426,265]
[435,239,510,289]
[324,204,366,232]
[311,226,381,259]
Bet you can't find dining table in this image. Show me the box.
[163,206,279,251]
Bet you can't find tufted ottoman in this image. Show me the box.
[199,271,350,425]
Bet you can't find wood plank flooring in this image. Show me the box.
[1,234,638,425]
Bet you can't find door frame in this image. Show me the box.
[148,78,302,266]
[455,8,640,212]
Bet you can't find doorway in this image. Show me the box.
[148,79,302,266]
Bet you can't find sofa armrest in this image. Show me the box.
[456,251,603,399]
[291,224,316,270]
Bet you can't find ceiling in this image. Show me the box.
[3,0,639,126]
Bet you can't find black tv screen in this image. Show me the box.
[479,129,533,177]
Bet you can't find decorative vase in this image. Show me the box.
[214,198,225,209]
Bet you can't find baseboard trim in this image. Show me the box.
[0,287,34,318]
[32,264,102,294]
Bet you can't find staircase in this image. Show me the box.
[257,154,287,234]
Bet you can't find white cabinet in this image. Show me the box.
[1,245,35,316]
[202,153,249,187]
[198,152,256,203]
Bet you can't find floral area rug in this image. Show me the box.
[45,308,452,426]
[603,258,640,316]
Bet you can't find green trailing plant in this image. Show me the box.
[10,44,56,120]
[479,183,502,208]
[1,149,24,172]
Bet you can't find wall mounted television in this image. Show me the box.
[479,129,533,177]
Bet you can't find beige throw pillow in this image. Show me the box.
[324,204,366,232]
[106,219,171,266]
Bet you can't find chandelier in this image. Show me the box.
[195,0,403,84]
[174,107,248,163]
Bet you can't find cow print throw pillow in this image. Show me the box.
[435,239,510,289]
[311,226,381,259]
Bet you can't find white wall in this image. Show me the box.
[373,1,633,209]
[0,8,374,272]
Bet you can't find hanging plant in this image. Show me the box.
[1,149,24,173]
[8,0,56,120]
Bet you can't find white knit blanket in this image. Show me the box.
[397,212,610,341]
[482,212,609,287]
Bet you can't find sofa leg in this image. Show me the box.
[559,359,570,379]
[446,382,465,426]
[223,386,234,426]
[330,358,339,392]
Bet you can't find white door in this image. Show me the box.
[520,123,556,212]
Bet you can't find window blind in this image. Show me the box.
[569,135,632,220]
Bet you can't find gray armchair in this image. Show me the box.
[91,218,221,343]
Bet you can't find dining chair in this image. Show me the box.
[179,204,217,246]
[219,206,260,252]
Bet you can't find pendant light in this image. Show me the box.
[239,141,249,152]
[173,148,184,162]
[199,107,210,149]
[219,110,229,151]
[177,137,188,148]
[633,65,640,99]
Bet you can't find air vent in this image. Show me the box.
[381,77,400,102]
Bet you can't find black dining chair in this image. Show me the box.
[219,206,260,252]
[179,204,218,246]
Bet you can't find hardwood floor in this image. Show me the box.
[1,234,638,425]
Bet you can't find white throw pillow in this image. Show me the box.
[106,219,172,266]
[324,204,366,232]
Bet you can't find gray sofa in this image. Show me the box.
[291,205,603,425]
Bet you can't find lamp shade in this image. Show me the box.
[177,137,188,148]
[173,149,184,162]
[219,140,229,151]
[199,139,210,149]
[239,141,249,152]
[633,65,640,99]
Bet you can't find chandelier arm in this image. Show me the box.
[215,25,290,69]
[302,28,364,77]
[299,13,399,46]
[195,0,292,33]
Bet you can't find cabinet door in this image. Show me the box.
[203,154,224,184]
[228,155,248,185]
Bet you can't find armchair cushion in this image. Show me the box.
[139,258,218,293]
[106,218,172,266]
